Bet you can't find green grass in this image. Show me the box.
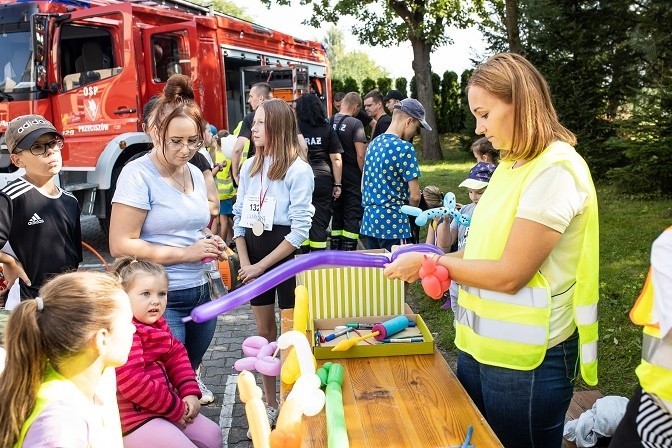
[407,135,672,397]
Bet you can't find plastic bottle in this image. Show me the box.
[204,259,228,300]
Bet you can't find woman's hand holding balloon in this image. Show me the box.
[383,252,425,282]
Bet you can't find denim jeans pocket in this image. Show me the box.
[560,331,580,382]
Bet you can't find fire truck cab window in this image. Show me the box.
[60,20,120,91]
[152,34,190,83]
[0,23,32,94]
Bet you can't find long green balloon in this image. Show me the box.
[325,363,348,448]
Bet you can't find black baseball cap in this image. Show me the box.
[383,90,404,102]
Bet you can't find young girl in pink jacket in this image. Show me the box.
[112,257,221,448]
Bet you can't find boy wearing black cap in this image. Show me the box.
[0,114,82,301]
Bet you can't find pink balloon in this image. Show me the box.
[257,342,276,358]
[255,355,281,376]
[242,336,269,357]
[234,357,258,372]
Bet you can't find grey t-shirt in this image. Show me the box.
[450,202,477,251]
[113,154,210,290]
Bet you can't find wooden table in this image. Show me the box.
[280,309,503,447]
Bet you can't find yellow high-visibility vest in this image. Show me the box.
[16,366,122,447]
[631,227,672,403]
[215,150,236,200]
[455,141,599,386]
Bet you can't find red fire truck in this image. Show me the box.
[0,0,330,230]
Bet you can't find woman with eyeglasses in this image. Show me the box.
[0,114,82,301]
[109,75,224,403]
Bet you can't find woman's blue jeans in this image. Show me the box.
[456,332,579,448]
[164,283,217,370]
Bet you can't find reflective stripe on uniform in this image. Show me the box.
[462,285,549,309]
[642,333,672,370]
[456,306,547,345]
[581,341,598,364]
[575,304,598,326]
[342,230,359,240]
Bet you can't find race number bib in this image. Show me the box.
[240,194,276,231]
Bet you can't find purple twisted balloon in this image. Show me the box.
[187,244,443,323]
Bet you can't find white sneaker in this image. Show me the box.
[247,405,279,439]
[196,374,214,405]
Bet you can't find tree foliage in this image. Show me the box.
[395,78,408,97]
[331,78,344,95]
[474,0,672,194]
[198,0,251,20]
[342,77,359,94]
[260,0,486,160]
[361,78,377,95]
[376,77,392,95]
[440,71,462,133]
[459,69,476,151]
[320,27,388,89]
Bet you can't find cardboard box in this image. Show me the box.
[311,314,434,360]
[296,250,405,321]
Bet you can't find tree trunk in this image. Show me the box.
[504,0,522,54]
[411,38,443,161]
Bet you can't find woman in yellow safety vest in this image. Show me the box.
[385,53,600,448]
[610,228,672,447]
[0,271,135,447]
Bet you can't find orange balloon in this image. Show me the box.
[422,276,443,299]
[269,428,302,448]
[435,265,450,282]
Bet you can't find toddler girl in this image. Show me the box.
[471,136,498,165]
[112,257,222,448]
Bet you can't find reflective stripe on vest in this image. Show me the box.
[455,141,599,384]
[462,285,549,309]
[636,329,672,403]
[456,306,547,345]
[631,230,672,402]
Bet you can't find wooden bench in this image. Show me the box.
[563,390,605,448]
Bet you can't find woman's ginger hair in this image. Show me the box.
[111,256,168,292]
[250,99,306,180]
[467,53,576,162]
[0,272,124,447]
[147,74,205,159]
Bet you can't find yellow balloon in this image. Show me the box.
[281,286,313,384]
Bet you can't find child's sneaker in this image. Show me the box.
[196,374,214,405]
[247,405,279,439]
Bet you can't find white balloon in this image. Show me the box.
[219,134,237,159]
[278,331,325,416]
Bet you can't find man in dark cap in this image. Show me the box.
[383,89,405,113]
